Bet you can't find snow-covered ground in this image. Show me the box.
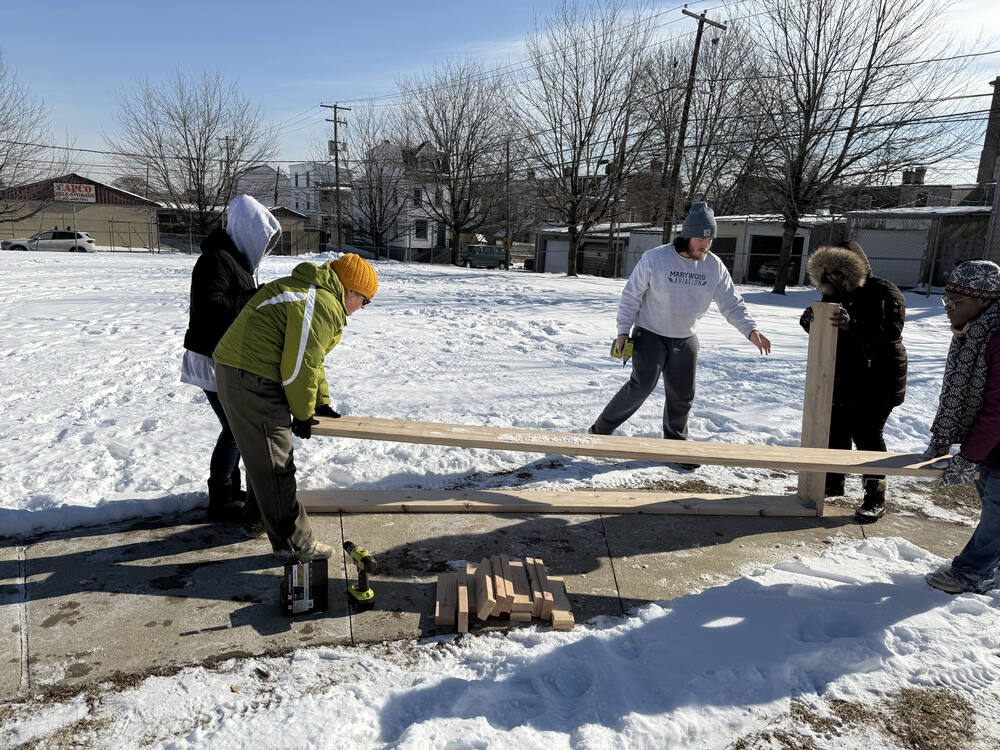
[0,250,962,539]
[3,250,996,749]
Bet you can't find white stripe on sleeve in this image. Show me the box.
[282,286,317,387]
[256,290,310,309]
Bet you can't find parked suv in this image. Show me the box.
[2,230,97,253]
[458,244,510,269]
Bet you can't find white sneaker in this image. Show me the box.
[274,540,333,563]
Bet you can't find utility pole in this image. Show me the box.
[661,9,726,244]
[321,103,351,252]
[273,165,281,206]
[505,139,511,259]
[219,135,235,207]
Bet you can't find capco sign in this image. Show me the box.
[54,183,96,203]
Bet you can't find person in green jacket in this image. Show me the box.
[213,253,378,562]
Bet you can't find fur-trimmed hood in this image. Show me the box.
[807,241,871,295]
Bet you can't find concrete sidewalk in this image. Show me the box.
[0,508,972,703]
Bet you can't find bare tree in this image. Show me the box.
[520,0,654,276]
[346,105,411,259]
[748,0,978,293]
[0,55,63,222]
[106,71,276,233]
[399,60,511,264]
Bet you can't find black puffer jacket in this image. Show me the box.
[182,228,258,357]
[800,243,907,408]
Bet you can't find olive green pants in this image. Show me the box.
[215,363,314,553]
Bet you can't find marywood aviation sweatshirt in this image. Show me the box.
[616,244,759,339]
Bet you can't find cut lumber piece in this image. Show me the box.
[300,489,819,516]
[457,568,469,633]
[524,557,544,618]
[474,558,496,621]
[533,559,554,620]
[547,576,575,631]
[500,555,516,611]
[434,572,457,626]
[466,564,477,620]
[510,611,533,622]
[491,555,511,614]
[508,560,533,613]
[313,415,940,477]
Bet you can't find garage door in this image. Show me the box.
[852,229,928,288]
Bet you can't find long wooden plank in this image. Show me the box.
[508,560,533,613]
[525,557,544,618]
[798,302,839,511]
[533,559,554,620]
[300,489,819,516]
[491,555,509,615]
[313,416,940,477]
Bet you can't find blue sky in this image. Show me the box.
[1,0,998,178]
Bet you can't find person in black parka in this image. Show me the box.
[799,241,907,523]
[180,194,281,521]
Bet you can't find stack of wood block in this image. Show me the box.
[434,554,574,633]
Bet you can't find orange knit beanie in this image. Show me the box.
[330,253,378,299]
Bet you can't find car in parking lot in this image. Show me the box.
[2,230,97,252]
[757,260,798,283]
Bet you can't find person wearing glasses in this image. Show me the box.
[924,260,1000,594]
[799,241,907,523]
[213,253,378,562]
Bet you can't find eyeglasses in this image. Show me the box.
[941,294,973,310]
[360,294,372,308]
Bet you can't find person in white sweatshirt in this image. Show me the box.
[589,202,771,466]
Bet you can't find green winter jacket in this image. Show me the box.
[213,261,347,421]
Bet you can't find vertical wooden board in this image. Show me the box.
[533,558,554,620]
[500,554,515,611]
[457,569,469,634]
[434,572,457,626]
[475,558,496,621]
[508,560,533,612]
[491,554,509,614]
[798,300,838,515]
[547,577,575,631]
[525,557,544,618]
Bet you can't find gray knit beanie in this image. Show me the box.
[946,260,1000,299]
[681,202,717,239]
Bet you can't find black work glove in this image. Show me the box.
[291,416,319,439]
[314,404,341,418]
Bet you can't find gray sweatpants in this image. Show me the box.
[215,363,315,553]
[592,327,699,440]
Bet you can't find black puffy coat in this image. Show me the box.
[182,228,259,357]
[800,244,907,408]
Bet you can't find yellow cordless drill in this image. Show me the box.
[344,541,377,611]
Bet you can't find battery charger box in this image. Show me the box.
[280,559,329,616]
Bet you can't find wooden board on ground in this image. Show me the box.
[474,558,496,621]
[300,489,820,516]
[547,576,575,631]
[434,572,457,626]
[466,564,477,620]
[313,416,940,477]
[490,555,509,615]
[500,555,516,611]
[508,560,533,613]
[510,611,533,622]
[457,568,469,634]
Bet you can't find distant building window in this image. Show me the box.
[413,188,422,205]
[916,191,928,208]
[415,219,428,239]
[306,200,311,211]
[294,173,299,187]
[295,199,299,209]
[306,172,311,187]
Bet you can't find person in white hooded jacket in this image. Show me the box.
[181,194,281,521]
[590,203,771,466]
